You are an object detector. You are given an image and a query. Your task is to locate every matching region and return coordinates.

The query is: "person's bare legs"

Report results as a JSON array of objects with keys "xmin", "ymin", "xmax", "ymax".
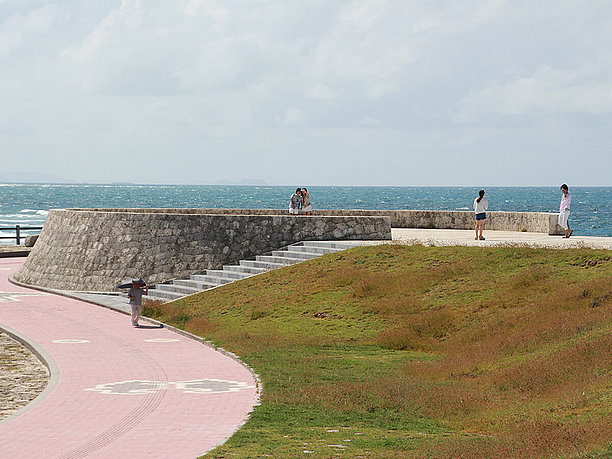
[{"xmin": 475, "ymin": 220, "xmax": 485, "ymax": 240}]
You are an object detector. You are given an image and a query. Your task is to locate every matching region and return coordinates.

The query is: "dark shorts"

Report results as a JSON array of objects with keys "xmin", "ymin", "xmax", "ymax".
[{"xmin": 475, "ymin": 212, "xmax": 486, "ymax": 221}]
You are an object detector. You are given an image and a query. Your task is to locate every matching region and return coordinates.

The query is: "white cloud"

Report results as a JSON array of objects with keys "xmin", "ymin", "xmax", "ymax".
[
  {"xmin": 305, "ymin": 83, "xmax": 338, "ymax": 100},
  {"xmin": 0, "ymin": 0, "xmax": 611, "ymax": 185},
  {"xmin": 0, "ymin": 4, "xmax": 64, "ymax": 54},
  {"xmin": 454, "ymin": 58, "xmax": 612, "ymax": 123},
  {"xmin": 359, "ymin": 116, "xmax": 382, "ymax": 127},
  {"xmin": 277, "ymin": 107, "xmax": 306, "ymax": 126}
]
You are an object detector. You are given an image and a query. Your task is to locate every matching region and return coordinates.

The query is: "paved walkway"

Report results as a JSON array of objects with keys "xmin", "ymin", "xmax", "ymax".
[
  {"xmin": 391, "ymin": 228, "xmax": 612, "ymax": 249},
  {"xmin": 0, "ymin": 258, "xmax": 258, "ymax": 458}
]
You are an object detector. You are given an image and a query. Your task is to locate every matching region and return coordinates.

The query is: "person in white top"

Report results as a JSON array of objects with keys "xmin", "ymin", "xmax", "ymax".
[
  {"xmin": 128, "ymin": 281, "xmax": 148, "ymax": 327},
  {"xmin": 558, "ymin": 184, "xmax": 572, "ymax": 238},
  {"xmin": 473, "ymin": 189, "xmax": 488, "ymax": 241},
  {"xmin": 289, "ymin": 188, "xmax": 302, "ymax": 215}
]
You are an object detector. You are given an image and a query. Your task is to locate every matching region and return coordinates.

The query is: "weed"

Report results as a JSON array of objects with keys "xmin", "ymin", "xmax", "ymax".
[
  {"xmin": 590, "ymin": 292, "xmax": 611, "ymax": 308},
  {"xmin": 249, "ymin": 307, "xmax": 269, "ymax": 320},
  {"xmin": 170, "ymin": 312, "xmax": 190, "ymax": 327}
]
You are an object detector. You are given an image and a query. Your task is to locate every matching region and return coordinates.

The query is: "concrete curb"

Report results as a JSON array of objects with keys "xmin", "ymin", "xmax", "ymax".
[{"xmin": 0, "ymin": 251, "xmax": 31, "ymax": 258}]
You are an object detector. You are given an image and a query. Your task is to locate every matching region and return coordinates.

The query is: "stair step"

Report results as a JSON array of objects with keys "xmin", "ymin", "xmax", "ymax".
[
  {"xmin": 154, "ymin": 284, "xmax": 202, "ymax": 295},
  {"xmin": 174, "ymin": 279, "xmax": 217, "ymax": 290},
  {"xmin": 239, "ymin": 260, "xmax": 286, "ymax": 270},
  {"xmin": 301, "ymin": 241, "xmax": 357, "ymax": 250},
  {"xmin": 224, "ymin": 265, "xmax": 268, "ymax": 275},
  {"xmin": 272, "ymin": 250, "xmax": 319, "ymax": 260},
  {"xmin": 190, "ymin": 274, "xmax": 234, "ymax": 285},
  {"xmin": 255, "ymin": 255, "xmax": 302, "ymax": 265},
  {"xmin": 207, "ymin": 269, "xmax": 252, "ymax": 280},
  {"xmin": 145, "ymin": 289, "xmax": 184, "ymax": 301},
  {"xmin": 289, "ymin": 246, "xmax": 344, "ymax": 255}
]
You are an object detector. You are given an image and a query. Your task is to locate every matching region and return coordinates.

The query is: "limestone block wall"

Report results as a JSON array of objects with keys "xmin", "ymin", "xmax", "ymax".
[
  {"xmin": 312, "ymin": 210, "xmax": 564, "ymax": 234},
  {"xmin": 13, "ymin": 209, "xmax": 391, "ymax": 292},
  {"xmin": 131, "ymin": 208, "xmax": 563, "ymax": 234}
]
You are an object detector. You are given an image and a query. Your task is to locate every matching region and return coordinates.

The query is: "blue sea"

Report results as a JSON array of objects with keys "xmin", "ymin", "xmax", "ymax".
[{"xmin": 0, "ymin": 184, "xmax": 610, "ymax": 243}]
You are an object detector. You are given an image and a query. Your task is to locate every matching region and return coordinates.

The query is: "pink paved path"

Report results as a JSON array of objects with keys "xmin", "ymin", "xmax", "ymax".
[{"xmin": 0, "ymin": 258, "xmax": 258, "ymax": 458}]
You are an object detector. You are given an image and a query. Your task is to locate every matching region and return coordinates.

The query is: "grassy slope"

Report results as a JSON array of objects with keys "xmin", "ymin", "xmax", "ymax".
[{"xmin": 143, "ymin": 245, "xmax": 612, "ymax": 458}]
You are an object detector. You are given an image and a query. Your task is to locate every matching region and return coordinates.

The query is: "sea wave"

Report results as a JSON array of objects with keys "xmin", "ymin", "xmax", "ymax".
[
  {"xmin": 19, "ymin": 209, "xmax": 49, "ymax": 215},
  {"xmin": 0, "ymin": 213, "xmax": 47, "ymax": 219}
]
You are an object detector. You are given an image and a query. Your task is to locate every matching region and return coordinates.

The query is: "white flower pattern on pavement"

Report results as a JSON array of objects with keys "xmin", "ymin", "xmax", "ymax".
[{"xmin": 86, "ymin": 378, "xmax": 255, "ymax": 395}]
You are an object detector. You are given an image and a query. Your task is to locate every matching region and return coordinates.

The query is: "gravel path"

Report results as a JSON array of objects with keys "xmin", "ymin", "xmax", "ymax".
[{"xmin": 0, "ymin": 331, "xmax": 49, "ymax": 420}]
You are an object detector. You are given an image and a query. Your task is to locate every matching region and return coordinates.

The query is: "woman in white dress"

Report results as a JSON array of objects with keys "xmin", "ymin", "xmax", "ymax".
[{"xmin": 558, "ymin": 184, "xmax": 572, "ymax": 238}]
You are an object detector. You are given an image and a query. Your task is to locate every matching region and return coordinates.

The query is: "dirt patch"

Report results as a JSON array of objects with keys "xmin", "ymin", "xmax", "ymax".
[{"xmin": 0, "ymin": 331, "xmax": 49, "ymax": 420}]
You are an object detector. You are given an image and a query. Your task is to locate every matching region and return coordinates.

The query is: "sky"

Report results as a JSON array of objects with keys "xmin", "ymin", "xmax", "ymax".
[{"xmin": 1, "ymin": 0, "xmax": 611, "ymax": 186}]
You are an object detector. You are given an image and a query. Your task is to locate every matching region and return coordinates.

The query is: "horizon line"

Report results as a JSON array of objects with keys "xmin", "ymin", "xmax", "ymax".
[{"xmin": 0, "ymin": 181, "xmax": 610, "ymax": 188}]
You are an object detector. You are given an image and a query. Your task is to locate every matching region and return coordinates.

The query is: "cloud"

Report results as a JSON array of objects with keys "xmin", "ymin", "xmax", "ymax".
[
  {"xmin": 0, "ymin": 0, "xmax": 611, "ymax": 185},
  {"xmin": 454, "ymin": 58, "xmax": 612, "ymax": 124},
  {"xmin": 276, "ymin": 107, "xmax": 306, "ymax": 126},
  {"xmin": 0, "ymin": 4, "xmax": 64, "ymax": 54},
  {"xmin": 305, "ymin": 83, "xmax": 338, "ymax": 100}
]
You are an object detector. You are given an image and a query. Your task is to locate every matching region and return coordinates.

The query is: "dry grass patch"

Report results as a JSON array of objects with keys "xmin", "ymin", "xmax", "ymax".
[{"xmin": 142, "ymin": 244, "xmax": 612, "ymax": 458}]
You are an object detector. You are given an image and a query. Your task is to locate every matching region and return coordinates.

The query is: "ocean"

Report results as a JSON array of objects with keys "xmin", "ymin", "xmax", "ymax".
[{"xmin": 0, "ymin": 184, "xmax": 610, "ymax": 243}]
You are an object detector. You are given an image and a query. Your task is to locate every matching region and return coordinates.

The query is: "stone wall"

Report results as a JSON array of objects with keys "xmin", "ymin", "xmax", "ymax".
[
  {"xmin": 314, "ymin": 210, "xmax": 564, "ymax": 235},
  {"xmin": 13, "ymin": 209, "xmax": 391, "ymax": 292},
  {"xmin": 105, "ymin": 208, "xmax": 563, "ymax": 234}
]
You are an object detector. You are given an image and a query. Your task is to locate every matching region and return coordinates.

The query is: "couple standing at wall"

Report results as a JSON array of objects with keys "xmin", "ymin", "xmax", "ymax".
[{"xmin": 289, "ymin": 188, "xmax": 312, "ymax": 215}]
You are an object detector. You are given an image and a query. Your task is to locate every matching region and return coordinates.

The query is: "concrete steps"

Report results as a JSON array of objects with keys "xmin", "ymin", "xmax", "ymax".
[
  {"xmin": 301, "ymin": 241, "xmax": 358, "ymax": 250},
  {"xmin": 271, "ymin": 250, "xmax": 320, "ymax": 260},
  {"xmin": 255, "ymin": 255, "xmax": 301, "ymax": 265},
  {"xmin": 145, "ymin": 241, "xmax": 358, "ymax": 302},
  {"xmin": 239, "ymin": 259, "xmax": 287, "ymax": 270},
  {"xmin": 224, "ymin": 265, "xmax": 268, "ymax": 275},
  {"xmin": 190, "ymin": 274, "xmax": 234, "ymax": 285},
  {"xmin": 289, "ymin": 245, "xmax": 345, "ymax": 255}
]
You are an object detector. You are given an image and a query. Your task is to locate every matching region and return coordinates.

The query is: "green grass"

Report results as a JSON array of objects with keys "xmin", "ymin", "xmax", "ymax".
[{"xmin": 143, "ymin": 244, "xmax": 612, "ymax": 458}]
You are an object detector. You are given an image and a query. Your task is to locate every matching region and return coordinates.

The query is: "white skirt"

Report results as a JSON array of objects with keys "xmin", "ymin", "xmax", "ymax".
[
  {"xmin": 289, "ymin": 206, "xmax": 300, "ymax": 215},
  {"xmin": 558, "ymin": 209, "xmax": 570, "ymax": 230}
]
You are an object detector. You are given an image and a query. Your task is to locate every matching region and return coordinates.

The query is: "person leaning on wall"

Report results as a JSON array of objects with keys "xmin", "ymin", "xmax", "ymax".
[
  {"xmin": 289, "ymin": 188, "xmax": 302, "ymax": 215},
  {"xmin": 300, "ymin": 188, "xmax": 312, "ymax": 215}
]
